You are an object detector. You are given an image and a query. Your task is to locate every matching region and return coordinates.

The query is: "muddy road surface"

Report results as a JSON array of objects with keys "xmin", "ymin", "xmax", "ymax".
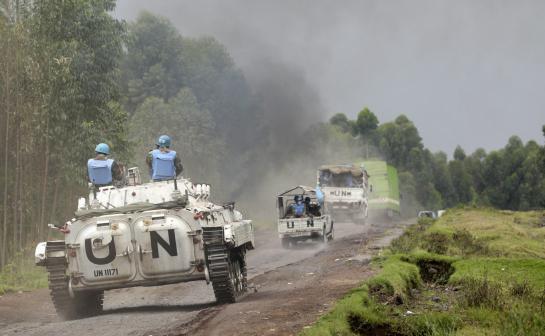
[{"xmin": 0, "ymin": 220, "xmax": 410, "ymax": 336}]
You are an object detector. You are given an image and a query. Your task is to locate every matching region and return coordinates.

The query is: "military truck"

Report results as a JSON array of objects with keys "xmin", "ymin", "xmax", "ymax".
[
  {"xmin": 277, "ymin": 185, "xmax": 333, "ymax": 248},
  {"xmin": 364, "ymin": 160, "xmax": 400, "ymax": 218},
  {"xmin": 35, "ymin": 167, "xmax": 255, "ymax": 320},
  {"xmin": 317, "ymin": 164, "xmax": 370, "ymax": 223}
]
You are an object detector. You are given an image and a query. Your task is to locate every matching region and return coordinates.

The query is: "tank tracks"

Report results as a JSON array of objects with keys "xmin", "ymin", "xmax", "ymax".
[
  {"xmin": 203, "ymin": 227, "xmax": 247, "ymax": 304},
  {"xmin": 45, "ymin": 241, "xmax": 103, "ymax": 320}
]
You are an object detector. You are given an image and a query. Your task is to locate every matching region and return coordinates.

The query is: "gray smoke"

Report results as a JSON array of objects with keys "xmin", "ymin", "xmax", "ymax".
[{"xmin": 117, "ymin": 0, "xmax": 545, "ymax": 156}]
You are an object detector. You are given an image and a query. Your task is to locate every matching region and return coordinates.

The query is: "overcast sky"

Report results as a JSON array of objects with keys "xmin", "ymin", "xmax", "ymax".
[{"xmin": 116, "ymin": 0, "xmax": 545, "ymax": 155}]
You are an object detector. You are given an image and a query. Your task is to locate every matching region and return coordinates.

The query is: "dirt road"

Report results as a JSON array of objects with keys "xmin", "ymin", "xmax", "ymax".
[{"xmin": 0, "ymin": 220, "xmax": 410, "ymax": 336}]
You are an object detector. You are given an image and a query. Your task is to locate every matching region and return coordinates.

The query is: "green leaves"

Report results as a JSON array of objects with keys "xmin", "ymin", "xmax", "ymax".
[{"xmin": 128, "ymin": 88, "xmax": 223, "ymax": 185}]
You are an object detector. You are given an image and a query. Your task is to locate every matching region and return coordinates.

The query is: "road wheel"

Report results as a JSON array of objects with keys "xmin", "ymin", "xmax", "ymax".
[
  {"xmin": 210, "ymin": 248, "xmax": 247, "ymax": 304},
  {"xmin": 230, "ymin": 254, "xmax": 245, "ymax": 296}
]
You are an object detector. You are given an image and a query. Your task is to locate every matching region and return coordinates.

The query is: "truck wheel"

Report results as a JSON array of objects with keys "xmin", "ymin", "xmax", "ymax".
[
  {"xmin": 322, "ymin": 226, "xmax": 329, "ymax": 244},
  {"xmin": 328, "ymin": 222, "xmax": 334, "ymax": 241}
]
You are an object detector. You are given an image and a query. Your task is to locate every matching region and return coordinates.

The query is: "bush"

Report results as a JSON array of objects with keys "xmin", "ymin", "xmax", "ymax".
[
  {"xmin": 0, "ymin": 248, "xmax": 48, "ymax": 294},
  {"xmin": 458, "ymin": 276, "xmax": 504, "ymax": 310},
  {"xmin": 422, "ymin": 231, "xmax": 450, "ymax": 255},
  {"xmin": 396, "ymin": 313, "xmax": 461, "ymax": 336},
  {"xmin": 500, "ymin": 304, "xmax": 545, "ymax": 336},
  {"xmin": 389, "ymin": 219, "xmax": 433, "ymax": 254},
  {"xmin": 367, "ymin": 257, "xmax": 421, "ymax": 304},
  {"xmin": 452, "ymin": 229, "xmax": 489, "ymax": 256},
  {"xmin": 509, "ymin": 280, "xmax": 532, "ymax": 298}
]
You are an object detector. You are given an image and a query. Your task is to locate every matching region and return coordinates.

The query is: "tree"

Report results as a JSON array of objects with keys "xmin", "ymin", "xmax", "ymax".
[
  {"xmin": 449, "ymin": 160, "xmax": 473, "ymax": 204},
  {"xmin": 129, "ymin": 88, "xmax": 223, "ymax": 189},
  {"xmin": 355, "ymin": 107, "xmax": 378, "ymax": 136},
  {"xmin": 431, "ymin": 152, "xmax": 457, "ymax": 207},
  {"xmin": 330, "ymin": 113, "xmax": 351, "ymax": 133},
  {"xmin": 453, "ymin": 145, "xmax": 466, "ymax": 161},
  {"xmin": 121, "ymin": 11, "xmax": 185, "ymax": 111},
  {"xmin": 378, "ymin": 114, "xmax": 423, "ymax": 170},
  {"xmin": 0, "ymin": 0, "xmax": 128, "ymax": 267}
]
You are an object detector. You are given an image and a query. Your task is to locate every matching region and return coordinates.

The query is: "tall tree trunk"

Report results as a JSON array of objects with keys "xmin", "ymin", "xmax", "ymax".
[
  {"xmin": 49, "ymin": 174, "xmax": 59, "ymax": 227},
  {"xmin": 1, "ymin": 95, "xmax": 9, "ymax": 268},
  {"xmin": 13, "ymin": 111, "xmax": 19, "ymax": 252},
  {"xmin": 1, "ymin": 14, "xmax": 11, "ymax": 268},
  {"xmin": 15, "ymin": 19, "xmax": 23, "ymax": 251},
  {"xmin": 18, "ymin": 146, "xmax": 23, "ymax": 250},
  {"xmin": 38, "ymin": 119, "xmax": 49, "ymax": 241}
]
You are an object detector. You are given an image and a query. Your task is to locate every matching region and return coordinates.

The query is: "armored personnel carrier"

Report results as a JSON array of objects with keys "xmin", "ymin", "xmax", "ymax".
[
  {"xmin": 317, "ymin": 164, "xmax": 370, "ymax": 223},
  {"xmin": 277, "ymin": 185, "xmax": 333, "ymax": 248},
  {"xmin": 35, "ymin": 168, "xmax": 255, "ymax": 320}
]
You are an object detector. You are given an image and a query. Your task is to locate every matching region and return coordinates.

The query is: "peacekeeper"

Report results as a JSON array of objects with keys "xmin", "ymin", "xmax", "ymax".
[
  {"xmin": 292, "ymin": 195, "xmax": 305, "ymax": 218},
  {"xmin": 147, "ymin": 142, "xmax": 160, "ymax": 178},
  {"xmin": 146, "ymin": 135, "xmax": 183, "ymax": 181},
  {"xmin": 87, "ymin": 143, "xmax": 123, "ymax": 187}
]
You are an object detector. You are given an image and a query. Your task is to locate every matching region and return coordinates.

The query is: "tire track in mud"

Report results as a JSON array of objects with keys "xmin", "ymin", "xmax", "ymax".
[{"xmin": 152, "ymin": 220, "xmax": 411, "ymax": 336}]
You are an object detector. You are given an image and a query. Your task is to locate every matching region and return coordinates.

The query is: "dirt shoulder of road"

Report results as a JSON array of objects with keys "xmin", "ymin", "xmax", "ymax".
[{"xmin": 160, "ymin": 223, "xmax": 407, "ymax": 336}]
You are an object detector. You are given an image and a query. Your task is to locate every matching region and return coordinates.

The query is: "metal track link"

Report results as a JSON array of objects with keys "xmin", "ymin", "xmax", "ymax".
[
  {"xmin": 203, "ymin": 227, "xmax": 247, "ymax": 304},
  {"xmin": 44, "ymin": 241, "xmax": 103, "ymax": 320},
  {"xmin": 45, "ymin": 241, "xmax": 74, "ymax": 320}
]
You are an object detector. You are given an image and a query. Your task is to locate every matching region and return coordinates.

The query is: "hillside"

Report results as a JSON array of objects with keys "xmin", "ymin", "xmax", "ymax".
[{"xmin": 303, "ymin": 208, "xmax": 545, "ymax": 335}]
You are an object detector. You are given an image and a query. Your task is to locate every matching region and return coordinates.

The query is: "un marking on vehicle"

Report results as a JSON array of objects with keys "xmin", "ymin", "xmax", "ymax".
[
  {"xmin": 85, "ymin": 229, "xmax": 178, "ymax": 266},
  {"xmin": 94, "ymin": 268, "xmax": 119, "ymax": 277},
  {"xmin": 330, "ymin": 190, "xmax": 352, "ymax": 196}
]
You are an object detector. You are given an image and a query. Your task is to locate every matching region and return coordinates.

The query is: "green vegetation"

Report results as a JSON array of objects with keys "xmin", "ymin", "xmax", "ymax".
[
  {"xmin": 329, "ymin": 111, "xmax": 545, "ymax": 216},
  {"xmin": 301, "ymin": 208, "xmax": 545, "ymax": 336},
  {"xmin": 0, "ymin": 248, "xmax": 47, "ymax": 295},
  {"xmin": 0, "ymin": 0, "xmax": 129, "ymax": 268}
]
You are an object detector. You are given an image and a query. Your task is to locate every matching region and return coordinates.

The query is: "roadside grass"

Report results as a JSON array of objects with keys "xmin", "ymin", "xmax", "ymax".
[
  {"xmin": 0, "ymin": 248, "xmax": 48, "ymax": 295},
  {"xmin": 301, "ymin": 208, "xmax": 545, "ymax": 336}
]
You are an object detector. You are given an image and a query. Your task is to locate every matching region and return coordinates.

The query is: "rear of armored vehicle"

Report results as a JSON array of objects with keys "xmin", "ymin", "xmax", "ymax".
[
  {"xmin": 37, "ymin": 178, "xmax": 254, "ymax": 320},
  {"xmin": 66, "ymin": 209, "xmax": 206, "ymax": 291}
]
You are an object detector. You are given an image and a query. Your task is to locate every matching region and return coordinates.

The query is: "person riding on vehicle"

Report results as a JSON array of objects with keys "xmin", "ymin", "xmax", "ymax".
[
  {"xmin": 87, "ymin": 143, "xmax": 123, "ymax": 187},
  {"xmin": 146, "ymin": 135, "xmax": 183, "ymax": 181},
  {"xmin": 292, "ymin": 195, "xmax": 305, "ymax": 217}
]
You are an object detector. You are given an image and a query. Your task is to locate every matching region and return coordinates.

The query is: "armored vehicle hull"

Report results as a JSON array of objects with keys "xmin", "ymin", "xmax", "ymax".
[{"xmin": 36, "ymin": 176, "xmax": 254, "ymax": 320}]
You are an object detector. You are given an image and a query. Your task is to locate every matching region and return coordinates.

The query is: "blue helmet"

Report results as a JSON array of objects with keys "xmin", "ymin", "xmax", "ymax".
[
  {"xmin": 157, "ymin": 135, "xmax": 171, "ymax": 148},
  {"xmin": 95, "ymin": 143, "xmax": 110, "ymax": 155}
]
